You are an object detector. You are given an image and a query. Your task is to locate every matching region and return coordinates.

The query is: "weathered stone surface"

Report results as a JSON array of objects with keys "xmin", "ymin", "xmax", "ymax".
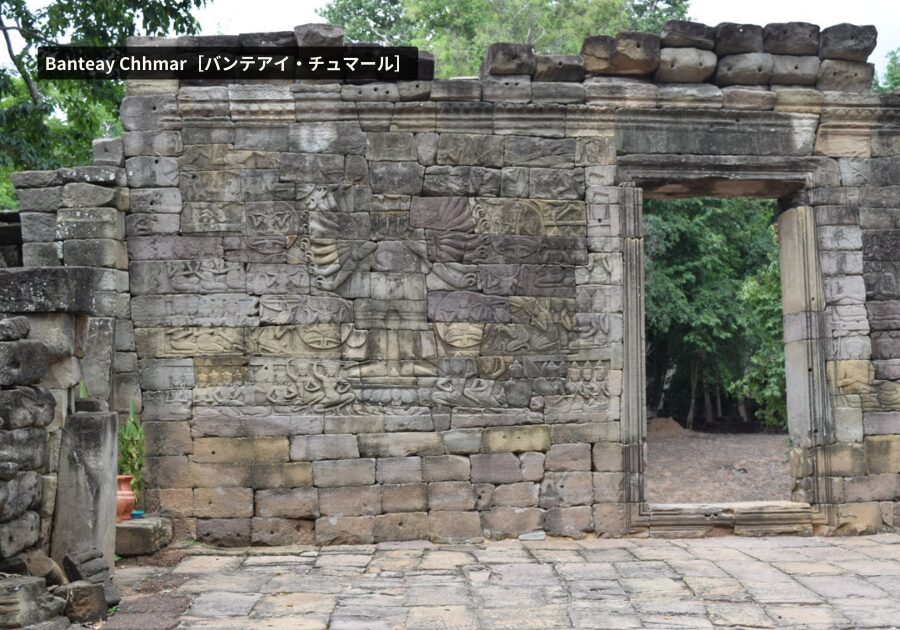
[
  {"xmin": 315, "ymin": 515, "xmax": 373, "ymax": 545},
  {"xmin": 819, "ymin": 23, "xmax": 877, "ymax": 62},
  {"xmin": 0, "ymin": 340, "xmax": 50, "ymax": 387},
  {"xmin": 50, "ymin": 413, "xmax": 116, "ymax": 565},
  {"xmin": 251, "ymin": 517, "xmax": 314, "ymax": 546},
  {"xmin": 431, "ymin": 80, "xmax": 481, "ymax": 101},
  {"xmin": 294, "ymin": 23, "xmax": 343, "ymax": 47},
  {"xmin": 0, "ymin": 511, "xmax": 40, "ymax": 558},
  {"xmin": 655, "ymin": 47, "xmax": 717, "ymax": 83},
  {"xmin": 534, "ymin": 55, "xmax": 585, "ymax": 82},
  {"xmin": 0, "ymin": 575, "xmax": 65, "ymax": 627},
  {"xmin": 715, "ymin": 23, "xmax": 764, "ymax": 55},
  {"xmin": 764, "ymin": 22, "xmax": 820, "ymax": 55},
  {"xmin": 115, "ymin": 516, "xmax": 173, "ymax": 556},
  {"xmin": 428, "ymin": 510, "xmax": 482, "ymax": 543},
  {"xmin": 771, "ymin": 56, "xmax": 821, "ymax": 85},
  {"xmin": 0, "ymin": 387, "xmax": 55, "ymax": 429},
  {"xmin": 660, "ymin": 20, "xmax": 715, "ymax": 49},
  {"xmin": 715, "ymin": 53, "xmax": 774, "ymax": 85},
  {"xmin": 817, "ymin": 59, "xmax": 875, "ymax": 91},
  {"xmin": 482, "ymin": 43, "xmax": 536, "ymax": 76},
  {"xmin": 196, "ymin": 518, "xmax": 250, "ymax": 546}
]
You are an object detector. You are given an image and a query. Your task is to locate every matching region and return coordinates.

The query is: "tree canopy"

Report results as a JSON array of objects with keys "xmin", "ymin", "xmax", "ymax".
[{"xmin": 0, "ymin": 0, "xmax": 208, "ymax": 209}]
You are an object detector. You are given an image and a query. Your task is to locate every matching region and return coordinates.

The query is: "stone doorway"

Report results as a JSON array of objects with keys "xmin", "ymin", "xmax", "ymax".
[
  {"xmin": 640, "ymin": 196, "xmax": 792, "ymax": 505},
  {"xmin": 614, "ymin": 163, "xmax": 837, "ymax": 535}
]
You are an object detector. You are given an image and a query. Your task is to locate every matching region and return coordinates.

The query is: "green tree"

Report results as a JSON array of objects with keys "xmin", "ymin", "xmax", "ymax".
[
  {"xmin": 643, "ymin": 198, "xmax": 783, "ymax": 429},
  {"xmin": 318, "ymin": 0, "xmax": 689, "ymax": 77},
  {"xmin": 730, "ymin": 243, "xmax": 786, "ymax": 429},
  {"xmin": 875, "ymin": 47, "xmax": 900, "ymax": 92},
  {"xmin": 0, "ymin": 0, "xmax": 208, "ymax": 209}
]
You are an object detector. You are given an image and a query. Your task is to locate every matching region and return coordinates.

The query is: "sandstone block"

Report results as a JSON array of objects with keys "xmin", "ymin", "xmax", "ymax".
[
  {"xmin": 660, "ymin": 20, "xmax": 715, "ymax": 49},
  {"xmin": 315, "ymin": 515, "xmax": 374, "ymax": 545},
  {"xmin": 482, "ymin": 75, "xmax": 531, "ymax": 103},
  {"xmin": 535, "ymin": 55, "xmax": 584, "ymax": 82},
  {"xmin": 581, "ymin": 36, "xmax": 614, "ymax": 74},
  {"xmin": 431, "ymin": 80, "xmax": 481, "ymax": 101},
  {"xmin": 593, "ymin": 503, "xmax": 626, "ymax": 536},
  {"xmin": 715, "ymin": 53, "xmax": 774, "ymax": 86},
  {"xmin": 545, "ymin": 506, "xmax": 593, "ymax": 538},
  {"xmin": 313, "ymin": 459, "xmax": 376, "ymax": 487},
  {"xmin": 358, "ymin": 432, "xmax": 442, "ymax": 457},
  {"xmin": 251, "ymin": 463, "xmax": 313, "ymax": 488},
  {"xmin": 428, "ymin": 510, "xmax": 482, "ymax": 543},
  {"xmin": 715, "ymin": 23, "xmax": 764, "ymax": 55},
  {"xmin": 125, "ymin": 156, "xmax": 178, "ymax": 188},
  {"xmin": 193, "ymin": 487, "xmax": 253, "ymax": 518},
  {"xmin": 592, "ymin": 443, "xmax": 624, "ymax": 472},
  {"xmin": 817, "ymin": 60, "xmax": 874, "ymax": 92},
  {"xmin": 482, "ymin": 43, "xmax": 536, "ymax": 76},
  {"xmin": 442, "ymin": 429, "xmax": 483, "ymax": 454},
  {"xmin": 764, "ymin": 23, "xmax": 820, "ymax": 55},
  {"xmin": 193, "ymin": 437, "xmax": 289, "ymax": 463},
  {"xmin": 491, "ymin": 482, "xmax": 539, "ymax": 507},
  {"xmin": 294, "ymin": 23, "xmax": 343, "ymax": 47},
  {"xmin": 255, "ymin": 487, "xmax": 318, "ymax": 518},
  {"xmin": 428, "ymin": 481, "xmax": 476, "ymax": 511},
  {"xmin": 376, "ymin": 457, "xmax": 422, "ymax": 483},
  {"xmin": 866, "ymin": 436, "xmax": 900, "ymax": 474},
  {"xmin": 58, "ymin": 580, "xmax": 106, "ymax": 623},
  {"xmin": 610, "ymin": 32, "xmax": 660, "ymax": 76},
  {"xmin": 383, "ymin": 483, "xmax": 428, "ymax": 512},
  {"xmin": 771, "ymin": 56, "xmax": 820, "ymax": 86},
  {"xmin": 319, "ymin": 485, "xmax": 381, "ymax": 516},
  {"xmin": 196, "ymin": 518, "xmax": 250, "ymax": 546},
  {"xmin": 15, "ymin": 186, "xmax": 61, "ymax": 212},
  {"xmin": 290, "ymin": 435, "xmax": 359, "ymax": 461},
  {"xmin": 545, "ymin": 443, "xmax": 592, "ymax": 471},
  {"xmin": 374, "ymin": 512, "xmax": 428, "ymax": 542},
  {"xmin": 819, "ymin": 24, "xmax": 877, "ymax": 62},
  {"xmin": 0, "ymin": 341, "xmax": 50, "ymax": 386},
  {"xmin": 471, "ymin": 453, "xmax": 524, "ymax": 483},
  {"xmin": 422, "ymin": 455, "xmax": 470, "ymax": 481},
  {"xmin": 655, "ymin": 47, "xmax": 717, "ymax": 83},
  {"xmin": 0, "ymin": 387, "xmax": 55, "ymax": 429},
  {"xmin": 143, "ymin": 421, "xmax": 192, "ymax": 456},
  {"xmin": 540, "ymin": 472, "xmax": 593, "ymax": 507},
  {"xmin": 251, "ymin": 518, "xmax": 315, "ymax": 546},
  {"xmin": 593, "ymin": 472, "xmax": 625, "ymax": 502},
  {"xmin": 483, "ymin": 426, "xmax": 551, "ymax": 453},
  {"xmin": 481, "ymin": 507, "xmax": 543, "ymax": 539}
]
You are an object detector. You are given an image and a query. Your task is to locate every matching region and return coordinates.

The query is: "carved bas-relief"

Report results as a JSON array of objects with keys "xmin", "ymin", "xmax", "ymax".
[{"xmin": 9, "ymin": 19, "xmax": 891, "ymax": 548}]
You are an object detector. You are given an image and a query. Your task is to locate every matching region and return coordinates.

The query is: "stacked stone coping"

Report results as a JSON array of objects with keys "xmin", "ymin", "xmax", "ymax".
[{"xmin": 128, "ymin": 20, "xmax": 879, "ymax": 99}]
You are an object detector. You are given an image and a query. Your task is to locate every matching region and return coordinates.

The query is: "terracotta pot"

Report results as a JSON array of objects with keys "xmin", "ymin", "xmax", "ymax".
[{"xmin": 117, "ymin": 475, "xmax": 135, "ymax": 522}]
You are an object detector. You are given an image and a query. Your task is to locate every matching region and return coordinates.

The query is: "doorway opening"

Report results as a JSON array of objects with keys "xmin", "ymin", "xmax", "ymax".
[{"xmin": 641, "ymin": 197, "xmax": 792, "ymax": 504}]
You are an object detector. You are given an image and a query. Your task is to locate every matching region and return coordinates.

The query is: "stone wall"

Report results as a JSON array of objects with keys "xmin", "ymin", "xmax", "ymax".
[{"xmin": 8, "ymin": 20, "xmax": 900, "ymax": 544}]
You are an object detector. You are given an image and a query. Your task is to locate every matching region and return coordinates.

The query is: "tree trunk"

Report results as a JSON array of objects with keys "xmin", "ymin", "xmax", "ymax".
[
  {"xmin": 715, "ymin": 385, "xmax": 722, "ymax": 419},
  {"xmin": 739, "ymin": 398, "xmax": 749, "ymax": 423},
  {"xmin": 686, "ymin": 355, "xmax": 699, "ymax": 430},
  {"xmin": 704, "ymin": 386, "xmax": 714, "ymax": 425}
]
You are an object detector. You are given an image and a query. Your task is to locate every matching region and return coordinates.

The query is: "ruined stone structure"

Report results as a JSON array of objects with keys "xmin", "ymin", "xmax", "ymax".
[{"xmin": 4, "ymin": 20, "xmax": 899, "ymax": 548}]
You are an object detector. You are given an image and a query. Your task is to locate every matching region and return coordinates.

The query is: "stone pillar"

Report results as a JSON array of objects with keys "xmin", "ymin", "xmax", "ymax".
[{"xmin": 50, "ymin": 411, "xmax": 117, "ymax": 566}]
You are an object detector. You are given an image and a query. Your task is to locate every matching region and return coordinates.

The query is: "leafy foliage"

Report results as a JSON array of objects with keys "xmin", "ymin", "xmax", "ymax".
[
  {"xmin": 119, "ymin": 401, "xmax": 145, "ymax": 502},
  {"xmin": 874, "ymin": 47, "xmax": 900, "ymax": 92},
  {"xmin": 318, "ymin": 0, "xmax": 688, "ymax": 77},
  {"xmin": 730, "ymin": 248, "xmax": 786, "ymax": 428},
  {"xmin": 1, "ymin": 0, "xmax": 207, "ymax": 209},
  {"xmin": 644, "ymin": 198, "xmax": 786, "ymax": 429}
]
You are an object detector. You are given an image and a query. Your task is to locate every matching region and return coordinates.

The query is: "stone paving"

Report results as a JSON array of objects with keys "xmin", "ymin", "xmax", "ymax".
[{"xmin": 105, "ymin": 534, "xmax": 900, "ymax": 629}]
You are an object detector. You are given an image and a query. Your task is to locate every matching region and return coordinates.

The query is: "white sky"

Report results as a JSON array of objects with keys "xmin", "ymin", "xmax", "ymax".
[{"xmin": 3, "ymin": 0, "xmax": 898, "ymax": 78}]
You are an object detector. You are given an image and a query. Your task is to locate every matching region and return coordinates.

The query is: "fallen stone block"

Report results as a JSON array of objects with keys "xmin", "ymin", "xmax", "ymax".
[
  {"xmin": 55, "ymin": 580, "xmax": 107, "ymax": 623},
  {"xmin": 115, "ymin": 517, "xmax": 173, "ymax": 557},
  {"xmin": 0, "ymin": 340, "xmax": 51, "ymax": 386},
  {"xmin": 0, "ymin": 576, "xmax": 65, "ymax": 628}
]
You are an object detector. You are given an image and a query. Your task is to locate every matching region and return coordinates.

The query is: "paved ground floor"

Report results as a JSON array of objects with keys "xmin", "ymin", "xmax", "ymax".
[{"xmin": 104, "ymin": 534, "xmax": 900, "ymax": 629}]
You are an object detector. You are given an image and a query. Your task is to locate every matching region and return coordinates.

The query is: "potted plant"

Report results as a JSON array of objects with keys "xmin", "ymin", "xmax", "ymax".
[{"xmin": 117, "ymin": 401, "xmax": 144, "ymax": 521}]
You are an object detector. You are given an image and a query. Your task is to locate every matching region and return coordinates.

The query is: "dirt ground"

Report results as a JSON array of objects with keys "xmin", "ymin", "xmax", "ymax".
[{"xmin": 645, "ymin": 417, "xmax": 794, "ymax": 503}]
